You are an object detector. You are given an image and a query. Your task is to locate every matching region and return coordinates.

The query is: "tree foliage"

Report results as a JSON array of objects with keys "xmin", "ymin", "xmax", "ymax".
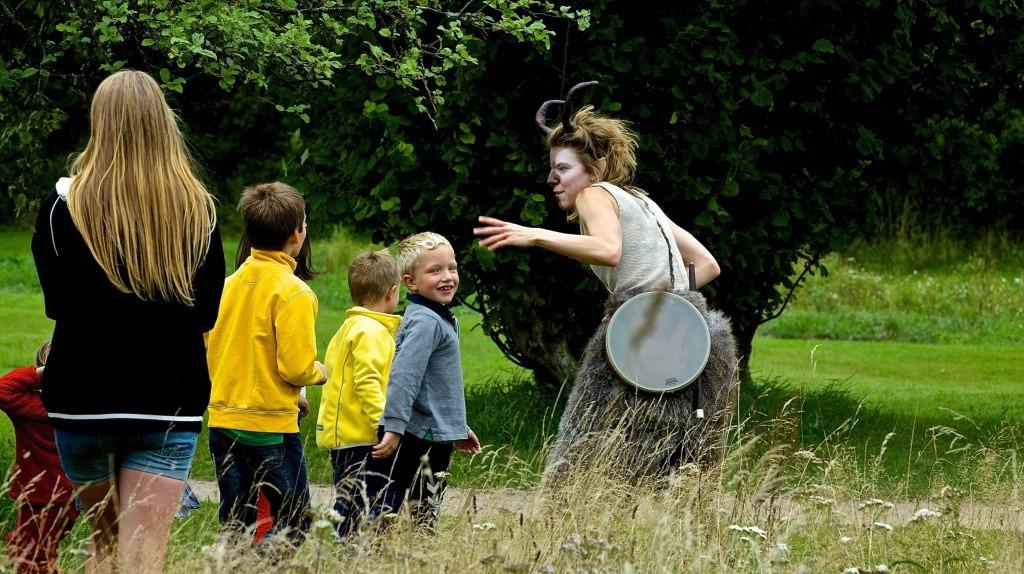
[
  {"xmin": 0, "ymin": 0, "xmax": 589, "ymax": 214},
  {"xmin": 2, "ymin": 1, "xmax": 1023, "ymax": 387}
]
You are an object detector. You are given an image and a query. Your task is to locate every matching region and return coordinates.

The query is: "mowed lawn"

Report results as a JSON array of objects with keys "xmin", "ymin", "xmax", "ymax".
[{"xmin": 751, "ymin": 337, "xmax": 1024, "ymax": 424}]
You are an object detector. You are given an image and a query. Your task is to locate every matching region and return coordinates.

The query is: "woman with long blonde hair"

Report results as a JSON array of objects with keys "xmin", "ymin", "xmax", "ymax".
[{"xmin": 31, "ymin": 70, "xmax": 224, "ymax": 573}]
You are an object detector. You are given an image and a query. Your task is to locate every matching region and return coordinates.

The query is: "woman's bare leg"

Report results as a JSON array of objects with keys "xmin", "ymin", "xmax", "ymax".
[
  {"xmin": 116, "ymin": 469, "xmax": 184, "ymax": 574},
  {"xmin": 75, "ymin": 479, "xmax": 119, "ymax": 573}
]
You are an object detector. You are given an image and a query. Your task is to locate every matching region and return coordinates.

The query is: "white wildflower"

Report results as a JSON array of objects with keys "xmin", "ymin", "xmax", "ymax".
[
  {"xmin": 910, "ymin": 508, "xmax": 942, "ymax": 523},
  {"xmin": 586, "ymin": 538, "xmax": 615, "ymax": 551},
  {"xmin": 561, "ymin": 532, "xmax": 583, "ymax": 552},
  {"xmin": 839, "ymin": 536, "xmax": 852, "ymax": 544},
  {"xmin": 200, "ymin": 542, "xmax": 227, "ymax": 563},
  {"xmin": 873, "ymin": 522, "xmax": 893, "ymax": 532},
  {"xmin": 858, "ymin": 498, "xmax": 894, "ymax": 510},
  {"xmin": 876, "ymin": 565, "xmax": 890, "ymax": 573},
  {"xmin": 327, "ymin": 509, "xmax": 344, "ymax": 524},
  {"xmin": 313, "ymin": 519, "xmax": 333, "ymax": 530},
  {"xmin": 472, "ymin": 522, "xmax": 497, "ymax": 530},
  {"xmin": 939, "ymin": 485, "xmax": 965, "ymax": 499},
  {"xmin": 769, "ymin": 542, "xmax": 790, "ymax": 564},
  {"xmin": 809, "ymin": 495, "xmax": 835, "ymax": 507},
  {"xmin": 727, "ymin": 524, "xmax": 768, "ymax": 541},
  {"xmin": 794, "ymin": 450, "xmax": 824, "ymax": 464},
  {"xmin": 68, "ymin": 547, "xmax": 92, "ymax": 557},
  {"xmin": 843, "ymin": 568, "xmax": 861, "ymax": 574}
]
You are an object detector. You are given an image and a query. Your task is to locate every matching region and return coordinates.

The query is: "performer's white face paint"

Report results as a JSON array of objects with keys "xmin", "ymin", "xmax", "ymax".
[{"xmin": 548, "ymin": 147, "xmax": 594, "ymax": 211}]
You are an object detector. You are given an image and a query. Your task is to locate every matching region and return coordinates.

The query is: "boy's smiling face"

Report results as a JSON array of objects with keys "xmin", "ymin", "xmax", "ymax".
[{"xmin": 404, "ymin": 245, "xmax": 459, "ymax": 305}]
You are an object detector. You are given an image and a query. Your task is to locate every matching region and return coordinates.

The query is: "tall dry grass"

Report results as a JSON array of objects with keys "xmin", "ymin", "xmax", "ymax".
[{"xmin": 136, "ymin": 395, "xmax": 1024, "ymax": 573}]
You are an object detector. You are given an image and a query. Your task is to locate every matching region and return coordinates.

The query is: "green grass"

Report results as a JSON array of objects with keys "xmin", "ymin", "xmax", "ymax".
[
  {"xmin": 751, "ymin": 338, "xmax": 1024, "ymax": 423},
  {"xmin": 1, "ymin": 229, "xmax": 1023, "ymax": 497},
  {"xmin": 747, "ymin": 338, "xmax": 1023, "ymax": 493},
  {"xmin": 759, "ymin": 235, "xmax": 1024, "ymax": 345},
  {"xmin": 746, "ymin": 233, "xmax": 1024, "ymax": 493}
]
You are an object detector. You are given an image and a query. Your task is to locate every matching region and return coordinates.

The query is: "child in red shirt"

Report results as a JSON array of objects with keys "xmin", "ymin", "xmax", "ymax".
[{"xmin": 0, "ymin": 342, "xmax": 78, "ymax": 573}]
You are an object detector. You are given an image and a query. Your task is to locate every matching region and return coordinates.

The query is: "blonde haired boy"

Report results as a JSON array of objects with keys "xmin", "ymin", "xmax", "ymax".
[
  {"xmin": 370, "ymin": 232, "xmax": 480, "ymax": 527},
  {"xmin": 316, "ymin": 249, "xmax": 401, "ymax": 535}
]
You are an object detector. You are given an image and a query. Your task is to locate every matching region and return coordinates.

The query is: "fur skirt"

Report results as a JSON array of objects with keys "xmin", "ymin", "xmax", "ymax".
[{"xmin": 544, "ymin": 289, "xmax": 739, "ymax": 483}]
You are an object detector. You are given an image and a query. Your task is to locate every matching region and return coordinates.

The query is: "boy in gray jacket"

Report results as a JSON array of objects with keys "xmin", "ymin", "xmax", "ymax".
[{"xmin": 370, "ymin": 232, "xmax": 480, "ymax": 526}]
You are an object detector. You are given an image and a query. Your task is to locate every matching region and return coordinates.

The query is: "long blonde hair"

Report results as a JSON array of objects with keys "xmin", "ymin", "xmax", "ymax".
[{"xmin": 67, "ymin": 70, "xmax": 216, "ymax": 305}]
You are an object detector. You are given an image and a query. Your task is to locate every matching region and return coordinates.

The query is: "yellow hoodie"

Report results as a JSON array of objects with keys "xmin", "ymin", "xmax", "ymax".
[
  {"xmin": 207, "ymin": 249, "xmax": 323, "ymax": 433},
  {"xmin": 316, "ymin": 307, "xmax": 401, "ymax": 449}
]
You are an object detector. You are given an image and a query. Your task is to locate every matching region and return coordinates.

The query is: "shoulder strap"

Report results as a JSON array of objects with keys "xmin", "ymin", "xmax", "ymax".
[
  {"xmin": 48, "ymin": 178, "xmax": 74, "ymax": 257},
  {"xmin": 595, "ymin": 182, "xmax": 677, "ymax": 289}
]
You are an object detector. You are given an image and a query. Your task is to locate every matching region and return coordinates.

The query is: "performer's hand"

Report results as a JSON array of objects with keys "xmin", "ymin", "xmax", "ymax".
[
  {"xmin": 297, "ymin": 394, "xmax": 309, "ymax": 420},
  {"xmin": 372, "ymin": 432, "xmax": 401, "ymax": 459},
  {"xmin": 455, "ymin": 429, "xmax": 481, "ymax": 454},
  {"xmin": 474, "ymin": 216, "xmax": 537, "ymax": 251}
]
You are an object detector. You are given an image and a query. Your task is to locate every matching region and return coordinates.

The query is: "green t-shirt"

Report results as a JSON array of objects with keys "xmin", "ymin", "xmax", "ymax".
[{"xmin": 217, "ymin": 428, "xmax": 284, "ymax": 446}]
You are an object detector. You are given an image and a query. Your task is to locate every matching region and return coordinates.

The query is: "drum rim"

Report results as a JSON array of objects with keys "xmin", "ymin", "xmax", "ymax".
[{"xmin": 604, "ymin": 291, "xmax": 712, "ymax": 393}]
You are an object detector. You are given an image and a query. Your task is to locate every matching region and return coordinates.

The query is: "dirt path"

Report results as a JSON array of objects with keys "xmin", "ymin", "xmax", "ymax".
[
  {"xmin": 186, "ymin": 479, "xmax": 528, "ymax": 515},
  {"xmin": 187, "ymin": 479, "xmax": 1024, "ymax": 531}
]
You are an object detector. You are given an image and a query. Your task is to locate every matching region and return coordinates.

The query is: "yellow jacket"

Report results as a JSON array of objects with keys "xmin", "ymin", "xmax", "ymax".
[
  {"xmin": 316, "ymin": 307, "xmax": 401, "ymax": 449},
  {"xmin": 207, "ymin": 249, "xmax": 322, "ymax": 433}
]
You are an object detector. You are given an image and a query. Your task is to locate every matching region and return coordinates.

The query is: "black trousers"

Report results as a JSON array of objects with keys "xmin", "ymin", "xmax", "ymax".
[{"xmin": 368, "ymin": 431, "xmax": 453, "ymax": 526}]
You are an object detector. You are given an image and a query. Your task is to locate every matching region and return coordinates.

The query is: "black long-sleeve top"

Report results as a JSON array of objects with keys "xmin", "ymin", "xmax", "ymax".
[{"xmin": 31, "ymin": 185, "xmax": 225, "ymax": 432}]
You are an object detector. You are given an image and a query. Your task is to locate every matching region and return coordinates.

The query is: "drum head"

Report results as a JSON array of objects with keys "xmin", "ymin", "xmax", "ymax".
[{"xmin": 605, "ymin": 291, "xmax": 711, "ymax": 393}]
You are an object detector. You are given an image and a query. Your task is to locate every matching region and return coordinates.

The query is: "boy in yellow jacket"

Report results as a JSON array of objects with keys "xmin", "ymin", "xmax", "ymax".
[
  {"xmin": 316, "ymin": 249, "xmax": 400, "ymax": 536},
  {"xmin": 206, "ymin": 182, "xmax": 327, "ymax": 547}
]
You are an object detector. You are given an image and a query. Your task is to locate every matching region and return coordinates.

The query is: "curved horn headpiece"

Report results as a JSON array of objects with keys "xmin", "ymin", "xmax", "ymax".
[
  {"xmin": 534, "ymin": 99, "xmax": 563, "ymax": 136},
  {"xmin": 534, "ymin": 80, "xmax": 600, "ymax": 136}
]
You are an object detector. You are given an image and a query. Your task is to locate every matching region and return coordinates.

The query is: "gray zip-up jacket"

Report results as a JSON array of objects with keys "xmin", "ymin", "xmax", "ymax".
[{"xmin": 381, "ymin": 294, "xmax": 468, "ymax": 442}]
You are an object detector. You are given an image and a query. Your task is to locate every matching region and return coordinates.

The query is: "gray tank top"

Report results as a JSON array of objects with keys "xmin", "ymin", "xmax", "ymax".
[{"xmin": 585, "ymin": 182, "xmax": 688, "ymax": 295}]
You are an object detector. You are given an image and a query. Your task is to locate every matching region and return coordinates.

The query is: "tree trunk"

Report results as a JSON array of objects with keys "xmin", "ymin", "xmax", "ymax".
[
  {"xmin": 732, "ymin": 317, "xmax": 757, "ymax": 385},
  {"xmin": 474, "ymin": 282, "xmax": 604, "ymax": 392},
  {"xmin": 499, "ymin": 305, "xmax": 582, "ymax": 391}
]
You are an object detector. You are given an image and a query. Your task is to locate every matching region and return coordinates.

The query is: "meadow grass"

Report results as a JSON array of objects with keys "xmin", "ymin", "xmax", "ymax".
[
  {"xmin": 751, "ymin": 231, "xmax": 1024, "ymax": 494},
  {"xmin": 2, "ymin": 228, "xmax": 1023, "ymax": 571},
  {"xmin": 39, "ymin": 403, "xmax": 1024, "ymax": 572},
  {"xmin": 759, "ymin": 233, "xmax": 1024, "ymax": 345},
  {"xmin": 1, "ymin": 229, "xmax": 1022, "ymax": 495}
]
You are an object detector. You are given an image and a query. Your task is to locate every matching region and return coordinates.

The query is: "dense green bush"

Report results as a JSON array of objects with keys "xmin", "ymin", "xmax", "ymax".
[{"xmin": 3, "ymin": 1, "xmax": 1022, "ymax": 385}]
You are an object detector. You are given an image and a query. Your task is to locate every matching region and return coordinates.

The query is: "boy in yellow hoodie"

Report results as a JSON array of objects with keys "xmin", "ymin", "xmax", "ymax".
[
  {"xmin": 316, "ymin": 249, "xmax": 400, "ymax": 536},
  {"xmin": 206, "ymin": 182, "xmax": 327, "ymax": 547}
]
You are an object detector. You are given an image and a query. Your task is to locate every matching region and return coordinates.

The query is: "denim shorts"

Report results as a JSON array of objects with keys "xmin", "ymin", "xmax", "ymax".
[{"xmin": 54, "ymin": 428, "xmax": 198, "ymax": 484}]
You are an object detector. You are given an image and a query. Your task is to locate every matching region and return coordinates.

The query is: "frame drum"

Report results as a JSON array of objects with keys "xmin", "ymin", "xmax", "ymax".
[{"xmin": 605, "ymin": 291, "xmax": 711, "ymax": 393}]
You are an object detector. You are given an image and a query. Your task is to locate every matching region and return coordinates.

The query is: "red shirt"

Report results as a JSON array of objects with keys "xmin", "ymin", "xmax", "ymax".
[{"xmin": 0, "ymin": 367, "xmax": 75, "ymax": 505}]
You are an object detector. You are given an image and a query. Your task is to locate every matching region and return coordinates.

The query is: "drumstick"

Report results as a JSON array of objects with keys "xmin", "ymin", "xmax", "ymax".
[{"xmin": 687, "ymin": 261, "xmax": 705, "ymax": 418}]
